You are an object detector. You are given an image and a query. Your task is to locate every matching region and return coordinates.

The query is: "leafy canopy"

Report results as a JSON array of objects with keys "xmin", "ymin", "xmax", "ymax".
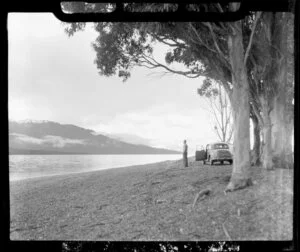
[{"xmin": 62, "ymin": 2, "xmax": 236, "ymax": 87}]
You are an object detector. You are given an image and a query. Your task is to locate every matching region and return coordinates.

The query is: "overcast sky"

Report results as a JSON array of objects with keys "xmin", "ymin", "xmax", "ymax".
[{"xmin": 8, "ymin": 13, "xmax": 221, "ymax": 153}]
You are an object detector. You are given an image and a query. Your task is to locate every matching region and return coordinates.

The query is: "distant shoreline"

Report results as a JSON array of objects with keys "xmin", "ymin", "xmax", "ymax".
[
  {"xmin": 9, "ymin": 153, "xmax": 182, "ymax": 155},
  {"xmin": 9, "ymin": 148, "xmax": 181, "ymax": 155},
  {"xmin": 9, "ymin": 154, "xmax": 187, "ymax": 182},
  {"xmin": 10, "ymin": 158, "xmax": 182, "ymax": 183}
]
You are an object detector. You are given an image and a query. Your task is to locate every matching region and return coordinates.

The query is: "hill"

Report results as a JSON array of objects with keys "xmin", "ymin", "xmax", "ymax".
[{"xmin": 9, "ymin": 120, "xmax": 181, "ymax": 155}]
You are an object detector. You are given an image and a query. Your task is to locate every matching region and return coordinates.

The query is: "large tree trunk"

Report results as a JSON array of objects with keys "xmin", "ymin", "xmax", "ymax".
[
  {"xmin": 269, "ymin": 12, "xmax": 294, "ymax": 169},
  {"xmin": 270, "ymin": 98, "xmax": 293, "ymax": 169},
  {"xmin": 260, "ymin": 97, "xmax": 274, "ymax": 170},
  {"xmin": 225, "ymin": 20, "xmax": 252, "ymax": 192},
  {"xmin": 251, "ymin": 113, "xmax": 261, "ymax": 166}
]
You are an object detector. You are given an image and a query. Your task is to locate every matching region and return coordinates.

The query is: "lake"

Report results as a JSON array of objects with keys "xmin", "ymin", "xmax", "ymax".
[{"xmin": 9, "ymin": 154, "xmax": 182, "ymax": 181}]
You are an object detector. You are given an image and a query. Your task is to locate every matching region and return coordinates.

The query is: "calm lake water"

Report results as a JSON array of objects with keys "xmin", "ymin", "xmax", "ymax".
[{"xmin": 9, "ymin": 154, "xmax": 182, "ymax": 181}]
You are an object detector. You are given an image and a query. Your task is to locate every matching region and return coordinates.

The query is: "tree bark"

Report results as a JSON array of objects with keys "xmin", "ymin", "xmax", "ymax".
[
  {"xmin": 251, "ymin": 113, "xmax": 261, "ymax": 166},
  {"xmin": 269, "ymin": 12, "xmax": 294, "ymax": 169},
  {"xmin": 260, "ymin": 97, "xmax": 274, "ymax": 170},
  {"xmin": 225, "ymin": 20, "xmax": 252, "ymax": 192},
  {"xmin": 270, "ymin": 98, "xmax": 293, "ymax": 169}
]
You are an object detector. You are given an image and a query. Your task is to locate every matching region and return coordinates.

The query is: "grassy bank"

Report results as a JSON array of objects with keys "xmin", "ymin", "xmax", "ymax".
[{"xmin": 10, "ymin": 159, "xmax": 293, "ymax": 240}]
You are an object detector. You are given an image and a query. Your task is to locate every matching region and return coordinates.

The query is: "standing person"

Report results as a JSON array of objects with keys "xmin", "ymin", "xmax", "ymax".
[{"xmin": 183, "ymin": 140, "xmax": 188, "ymax": 167}]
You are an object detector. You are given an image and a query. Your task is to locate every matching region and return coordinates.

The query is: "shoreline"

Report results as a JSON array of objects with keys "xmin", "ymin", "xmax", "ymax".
[
  {"xmin": 9, "ymin": 153, "xmax": 182, "ymax": 155},
  {"xmin": 10, "ymin": 157, "xmax": 186, "ymax": 183},
  {"xmin": 10, "ymin": 159, "xmax": 293, "ymax": 240}
]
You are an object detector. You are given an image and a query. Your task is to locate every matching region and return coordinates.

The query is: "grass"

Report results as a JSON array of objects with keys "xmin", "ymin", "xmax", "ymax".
[{"xmin": 10, "ymin": 159, "xmax": 293, "ymax": 240}]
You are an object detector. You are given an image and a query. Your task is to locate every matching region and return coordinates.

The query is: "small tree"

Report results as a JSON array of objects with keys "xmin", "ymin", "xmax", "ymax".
[{"xmin": 198, "ymin": 79, "xmax": 233, "ymax": 143}]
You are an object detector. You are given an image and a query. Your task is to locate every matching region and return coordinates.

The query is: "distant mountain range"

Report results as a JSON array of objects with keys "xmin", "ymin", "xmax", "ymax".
[{"xmin": 9, "ymin": 120, "xmax": 181, "ymax": 155}]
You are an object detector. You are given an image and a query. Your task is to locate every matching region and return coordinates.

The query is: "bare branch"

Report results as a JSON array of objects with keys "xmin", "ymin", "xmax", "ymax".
[
  {"xmin": 153, "ymin": 34, "xmax": 186, "ymax": 48},
  {"xmin": 202, "ymin": 80, "xmax": 233, "ymax": 143},
  {"xmin": 203, "ymin": 22, "xmax": 230, "ymax": 67},
  {"xmin": 224, "ymin": 105, "xmax": 232, "ymax": 130},
  {"xmin": 138, "ymin": 53, "xmax": 204, "ymax": 78},
  {"xmin": 216, "ymin": 3, "xmax": 224, "ymax": 13},
  {"xmin": 209, "ymin": 99, "xmax": 223, "ymax": 132},
  {"xmin": 210, "ymin": 115, "xmax": 223, "ymax": 142},
  {"xmin": 189, "ymin": 23, "xmax": 218, "ymax": 54},
  {"xmin": 218, "ymin": 84, "xmax": 225, "ymax": 137},
  {"xmin": 226, "ymin": 126, "xmax": 234, "ymax": 143},
  {"xmin": 244, "ymin": 11, "xmax": 262, "ymax": 66},
  {"xmin": 146, "ymin": 71, "xmax": 169, "ymax": 79},
  {"xmin": 224, "ymin": 94, "xmax": 229, "ymax": 138},
  {"xmin": 137, "ymin": 64, "xmax": 157, "ymax": 69},
  {"xmin": 215, "ymin": 126, "xmax": 223, "ymax": 142}
]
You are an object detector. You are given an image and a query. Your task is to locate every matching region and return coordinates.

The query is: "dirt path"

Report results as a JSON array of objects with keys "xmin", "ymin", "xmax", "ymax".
[{"xmin": 10, "ymin": 159, "xmax": 293, "ymax": 240}]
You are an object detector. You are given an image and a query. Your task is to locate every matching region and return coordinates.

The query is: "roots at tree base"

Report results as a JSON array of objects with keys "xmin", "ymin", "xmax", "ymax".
[{"xmin": 225, "ymin": 177, "xmax": 253, "ymax": 192}]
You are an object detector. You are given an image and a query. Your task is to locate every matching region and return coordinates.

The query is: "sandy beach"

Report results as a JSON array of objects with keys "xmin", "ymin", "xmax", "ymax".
[{"xmin": 10, "ymin": 159, "xmax": 293, "ymax": 241}]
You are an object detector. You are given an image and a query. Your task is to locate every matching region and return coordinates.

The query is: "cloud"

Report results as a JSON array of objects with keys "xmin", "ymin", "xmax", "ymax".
[
  {"xmin": 42, "ymin": 135, "xmax": 86, "ymax": 148},
  {"xmin": 107, "ymin": 133, "xmax": 152, "ymax": 146},
  {"xmin": 10, "ymin": 133, "xmax": 86, "ymax": 148},
  {"xmin": 9, "ymin": 97, "xmax": 55, "ymax": 122},
  {"xmin": 89, "ymin": 103, "xmax": 217, "ymax": 152},
  {"xmin": 10, "ymin": 133, "xmax": 44, "ymax": 145}
]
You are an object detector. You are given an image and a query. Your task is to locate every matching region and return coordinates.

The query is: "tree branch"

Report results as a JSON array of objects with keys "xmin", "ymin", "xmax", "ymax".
[
  {"xmin": 216, "ymin": 3, "xmax": 224, "ymax": 13},
  {"xmin": 189, "ymin": 23, "xmax": 218, "ymax": 55},
  {"xmin": 224, "ymin": 104, "xmax": 232, "ymax": 130},
  {"xmin": 208, "ymin": 99, "xmax": 223, "ymax": 132},
  {"xmin": 153, "ymin": 34, "xmax": 186, "ymax": 48},
  {"xmin": 215, "ymin": 125, "xmax": 223, "ymax": 142},
  {"xmin": 203, "ymin": 22, "xmax": 230, "ymax": 67},
  {"xmin": 226, "ymin": 126, "xmax": 234, "ymax": 143},
  {"xmin": 244, "ymin": 11, "xmax": 262, "ymax": 66},
  {"xmin": 218, "ymin": 84, "xmax": 225, "ymax": 139},
  {"xmin": 137, "ymin": 53, "xmax": 203, "ymax": 78}
]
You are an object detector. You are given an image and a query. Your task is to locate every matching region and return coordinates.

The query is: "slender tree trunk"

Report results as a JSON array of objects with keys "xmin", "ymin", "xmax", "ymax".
[
  {"xmin": 225, "ymin": 20, "xmax": 252, "ymax": 192},
  {"xmin": 251, "ymin": 113, "xmax": 261, "ymax": 166}
]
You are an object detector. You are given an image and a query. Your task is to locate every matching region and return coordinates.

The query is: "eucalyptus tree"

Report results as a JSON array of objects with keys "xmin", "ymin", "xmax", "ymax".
[
  {"xmin": 61, "ymin": 2, "xmax": 282, "ymax": 190},
  {"xmin": 247, "ymin": 11, "xmax": 294, "ymax": 170},
  {"xmin": 269, "ymin": 12, "xmax": 294, "ymax": 169},
  {"xmin": 197, "ymin": 79, "xmax": 233, "ymax": 144}
]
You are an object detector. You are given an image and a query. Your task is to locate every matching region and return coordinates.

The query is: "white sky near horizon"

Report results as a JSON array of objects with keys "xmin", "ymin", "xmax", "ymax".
[{"xmin": 8, "ymin": 13, "xmax": 235, "ymax": 154}]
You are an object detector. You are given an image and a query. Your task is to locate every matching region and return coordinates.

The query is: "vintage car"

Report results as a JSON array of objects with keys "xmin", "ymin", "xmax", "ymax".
[{"xmin": 195, "ymin": 142, "xmax": 233, "ymax": 165}]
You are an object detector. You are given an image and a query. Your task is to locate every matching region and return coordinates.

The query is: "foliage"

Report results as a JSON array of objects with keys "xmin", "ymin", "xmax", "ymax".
[
  {"xmin": 62, "ymin": 2, "xmax": 235, "ymax": 89},
  {"xmin": 61, "ymin": 3, "xmax": 293, "ymax": 111}
]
